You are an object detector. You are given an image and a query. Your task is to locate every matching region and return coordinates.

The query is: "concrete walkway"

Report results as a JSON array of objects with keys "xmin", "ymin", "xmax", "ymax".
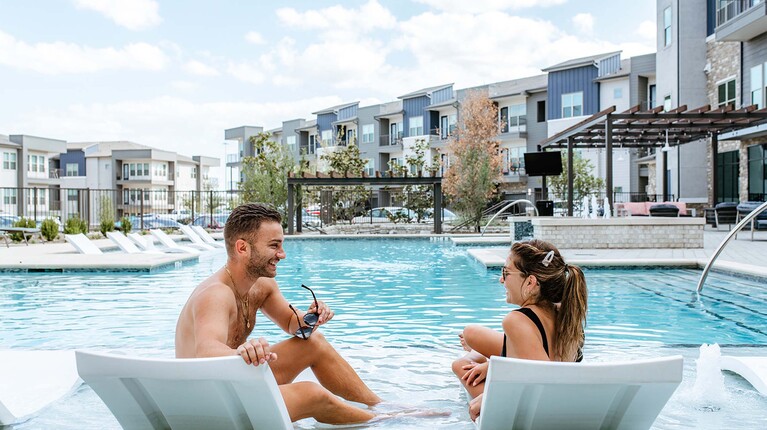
[{"xmin": 462, "ymin": 228, "xmax": 767, "ymax": 278}]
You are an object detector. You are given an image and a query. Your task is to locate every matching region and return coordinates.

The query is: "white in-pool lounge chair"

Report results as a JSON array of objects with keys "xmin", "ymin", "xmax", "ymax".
[
  {"xmin": 473, "ymin": 355, "xmax": 683, "ymax": 430},
  {"xmin": 149, "ymin": 229, "xmax": 203, "ymax": 254},
  {"xmin": 126, "ymin": 232, "xmax": 192, "ymax": 254},
  {"xmin": 65, "ymin": 233, "xmax": 103, "ymax": 255},
  {"xmin": 178, "ymin": 225, "xmax": 217, "ymax": 250},
  {"xmin": 106, "ymin": 231, "xmax": 163, "ymax": 254},
  {"xmin": 190, "ymin": 225, "xmax": 225, "ymax": 248},
  {"xmin": 721, "ymin": 355, "xmax": 767, "ymax": 395},
  {"xmin": 0, "ymin": 350, "xmax": 82, "ymax": 425},
  {"xmin": 75, "ymin": 351, "xmax": 292, "ymax": 430}
]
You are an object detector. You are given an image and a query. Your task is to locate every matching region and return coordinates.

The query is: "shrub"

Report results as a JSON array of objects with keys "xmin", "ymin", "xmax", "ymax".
[
  {"xmin": 99, "ymin": 195, "xmax": 115, "ymax": 237},
  {"xmin": 10, "ymin": 217, "xmax": 36, "ymax": 242},
  {"xmin": 40, "ymin": 218, "xmax": 59, "ymax": 241},
  {"xmin": 120, "ymin": 216, "xmax": 132, "ymax": 234},
  {"xmin": 100, "ymin": 219, "xmax": 114, "ymax": 237},
  {"xmin": 64, "ymin": 216, "xmax": 88, "ymax": 234}
]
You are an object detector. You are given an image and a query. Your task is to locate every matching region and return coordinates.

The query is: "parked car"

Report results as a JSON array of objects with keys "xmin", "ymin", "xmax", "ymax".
[
  {"xmin": 118, "ymin": 215, "xmax": 182, "ymax": 230},
  {"xmin": 0, "ymin": 214, "xmax": 21, "ymax": 228},
  {"xmin": 351, "ymin": 207, "xmax": 415, "ymax": 224},
  {"xmin": 423, "ymin": 208, "xmax": 459, "ymax": 223},
  {"xmin": 297, "ymin": 209, "xmax": 321, "ymax": 227},
  {"xmin": 192, "ymin": 214, "xmax": 230, "ymax": 229}
]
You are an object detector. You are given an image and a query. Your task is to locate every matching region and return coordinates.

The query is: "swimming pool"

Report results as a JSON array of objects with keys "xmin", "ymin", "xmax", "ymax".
[{"xmin": 3, "ymin": 238, "xmax": 767, "ymax": 428}]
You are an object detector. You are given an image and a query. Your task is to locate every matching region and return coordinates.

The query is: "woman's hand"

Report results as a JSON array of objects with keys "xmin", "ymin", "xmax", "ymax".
[
  {"xmin": 461, "ymin": 361, "xmax": 489, "ymax": 386},
  {"xmin": 469, "ymin": 393, "xmax": 483, "ymax": 421}
]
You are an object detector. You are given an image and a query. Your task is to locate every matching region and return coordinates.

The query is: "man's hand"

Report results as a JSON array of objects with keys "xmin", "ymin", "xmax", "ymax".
[
  {"xmin": 461, "ymin": 361, "xmax": 489, "ymax": 386},
  {"xmin": 308, "ymin": 299, "xmax": 334, "ymax": 325},
  {"xmin": 236, "ymin": 337, "xmax": 278, "ymax": 366},
  {"xmin": 469, "ymin": 393, "xmax": 483, "ymax": 421}
]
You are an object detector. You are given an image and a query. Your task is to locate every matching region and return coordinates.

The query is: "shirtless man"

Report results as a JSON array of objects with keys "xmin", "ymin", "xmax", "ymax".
[{"xmin": 175, "ymin": 203, "xmax": 381, "ymax": 425}]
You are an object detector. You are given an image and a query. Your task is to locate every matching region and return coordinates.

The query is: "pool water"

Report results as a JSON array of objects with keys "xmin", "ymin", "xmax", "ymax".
[{"xmin": 2, "ymin": 238, "xmax": 767, "ymax": 429}]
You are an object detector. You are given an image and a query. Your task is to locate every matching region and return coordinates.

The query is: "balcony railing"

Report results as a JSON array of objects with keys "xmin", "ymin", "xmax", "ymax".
[
  {"xmin": 718, "ymin": 0, "xmax": 764, "ymax": 26},
  {"xmin": 49, "ymin": 169, "xmax": 62, "ymax": 179},
  {"xmin": 379, "ymin": 133, "xmax": 403, "ymax": 146}
]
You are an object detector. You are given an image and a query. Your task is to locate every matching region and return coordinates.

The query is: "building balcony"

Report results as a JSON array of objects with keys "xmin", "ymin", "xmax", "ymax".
[
  {"xmin": 716, "ymin": 0, "xmax": 767, "ymax": 41},
  {"xmin": 379, "ymin": 133, "xmax": 403, "ymax": 147}
]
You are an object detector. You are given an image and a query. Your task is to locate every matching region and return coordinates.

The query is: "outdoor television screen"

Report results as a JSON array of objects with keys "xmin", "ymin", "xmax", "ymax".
[{"xmin": 524, "ymin": 151, "xmax": 563, "ymax": 176}]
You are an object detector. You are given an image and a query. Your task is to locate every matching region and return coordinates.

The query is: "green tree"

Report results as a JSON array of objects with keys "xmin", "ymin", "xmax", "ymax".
[
  {"xmin": 320, "ymin": 142, "xmax": 368, "ymax": 223},
  {"xmin": 444, "ymin": 90, "xmax": 502, "ymax": 231},
  {"xmin": 239, "ymin": 132, "xmax": 295, "ymax": 217},
  {"xmin": 547, "ymin": 150, "xmax": 606, "ymax": 204}
]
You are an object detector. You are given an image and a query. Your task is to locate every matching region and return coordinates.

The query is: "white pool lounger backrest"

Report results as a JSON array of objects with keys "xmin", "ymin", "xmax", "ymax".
[
  {"xmin": 75, "ymin": 351, "xmax": 292, "ymax": 430},
  {"xmin": 477, "ymin": 355, "xmax": 684, "ymax": 430}
]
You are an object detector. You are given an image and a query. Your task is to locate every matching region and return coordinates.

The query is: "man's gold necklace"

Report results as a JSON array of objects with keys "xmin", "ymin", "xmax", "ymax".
[{"xmin": 224, "ymin": 265, "xmax": 250, "ymax": 329}]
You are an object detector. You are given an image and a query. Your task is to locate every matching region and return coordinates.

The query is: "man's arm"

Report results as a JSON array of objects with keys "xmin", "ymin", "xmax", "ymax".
[
  {"xmin": 258, "ymin": 279, "xmax": 301, "ymax": 334},
  {"xmin": 191, "ymin": 285, "xmax": 238, "ymax": 357}
]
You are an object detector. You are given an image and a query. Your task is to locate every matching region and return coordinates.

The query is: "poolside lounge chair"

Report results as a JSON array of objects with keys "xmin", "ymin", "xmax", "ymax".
[
  {"xmin": 178, "ymin": 225, "xmax": 217, "ymax": 250},
  {"xmin": 75, "ymin": 351, "xmax": 292, "ymax": 430},
  {"xmin": 149, "ymin": 229, "xmax": 204, "ymax": 254},
  {"xmin": 65, "ymin": 233, "xmax": 103, "ymax": 255},
  {"xmin": 190, "ymin": 225, "xmax": 225, "ymax": 248},
  {"xmin": 0, "ymin": 350, "xmax": 82, "ymax": 425},
  {"xmin": 473, "ymin": 355, "xmax": 683, "ymax": 430},
  {"xmin": 106, "ymin": 231, "xmax": 163, "ymax": 254},
  {"xmin": 126, "ymin": 232, "xmax": 192, "ymax": 254},
  {"xmin": 721, "ymin": 355, "xmax": 767, "ymax": 395}
]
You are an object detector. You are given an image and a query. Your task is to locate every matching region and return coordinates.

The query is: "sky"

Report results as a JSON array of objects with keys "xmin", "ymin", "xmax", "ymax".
[{"xmin": 0, "ymin": 0, "xmax": 656, "ymax": 185}]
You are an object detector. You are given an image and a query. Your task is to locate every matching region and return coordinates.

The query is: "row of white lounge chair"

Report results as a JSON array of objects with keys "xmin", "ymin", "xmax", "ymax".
[
  {"xmin": 64, "ymin": 225, "xmax": 224, "ymax": 255},
  {"xmin": 6, "ymin": 350, "xmax": 767, "ymax": 429}
]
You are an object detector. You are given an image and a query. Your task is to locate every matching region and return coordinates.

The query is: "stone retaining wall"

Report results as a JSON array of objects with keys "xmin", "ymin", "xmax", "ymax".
[{"xmin": 532, "ymin": 218, "xmax": 705, "ymax": 249}]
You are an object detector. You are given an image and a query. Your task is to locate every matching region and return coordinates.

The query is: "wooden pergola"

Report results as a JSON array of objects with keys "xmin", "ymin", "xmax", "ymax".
[
  {"xmin": 540, "ymin": 104, "xmax": 767, "ymax": 215},
  {"xmin": 286, "ymin": 172, "xmax": 445, "ymax": 234}
]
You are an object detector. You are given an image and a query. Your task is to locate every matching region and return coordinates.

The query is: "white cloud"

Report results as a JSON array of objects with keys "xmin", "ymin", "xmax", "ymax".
[
  {"xmin": 0, "ymin": 30, "xmax": 168, "ymax": 74},
  {"xmin": 413, "ymin": 0, "xmax": 567, "ymax": 14},
  {"xmin": 184, "ymin": 60, "xmax": 219, "ymax": 76},
  {"xmin": 170, "ymin": 81, "xmax": 199, "ymax": 92},
  {"xmin": 73, "ymin": 0, "xmax": 161, "ymax": 30},
  {"xmin": 636, "ymin": 20, "xmax": 657, "ymax": 41},
  {"xmin": 226, "ymin": 62, "xmax": 266, "ymax": 85},
  {"xmin": 572, "ymin": 13, "xmax": 594, "ymax": 34},
  {"xmin": 245, "ymin": 31, "xmax": 265, "ymax": 45},
  {"xmin": 276, "ymin": 0, "xmax": 396, "ymax": 34}
]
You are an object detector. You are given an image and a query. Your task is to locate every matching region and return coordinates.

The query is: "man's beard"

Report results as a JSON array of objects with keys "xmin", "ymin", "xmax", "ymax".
[{"xmin": 245, "ymin": 253, "xmax": 276, "ymax": 279}]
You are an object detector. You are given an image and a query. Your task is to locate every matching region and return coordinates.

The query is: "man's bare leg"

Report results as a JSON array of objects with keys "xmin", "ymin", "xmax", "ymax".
[
  {"xmin": 270, "ymin": 331, "xmax": 381, "ymax": 406},
  {"xmin": 281, "ymin": 381, "xmax": 374, "ymax": 424}
]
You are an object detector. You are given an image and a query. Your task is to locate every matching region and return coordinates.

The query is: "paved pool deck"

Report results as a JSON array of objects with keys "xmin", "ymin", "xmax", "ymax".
[{"xmin": 460, "ymin": 228, "xmax": 767, "ymax": 279}]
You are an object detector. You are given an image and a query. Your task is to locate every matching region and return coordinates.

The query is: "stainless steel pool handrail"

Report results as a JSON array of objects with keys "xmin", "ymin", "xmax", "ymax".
[
  {"xmin": 697, "ymin": 200, "xmax": 767, "ymax": 293},
  {"xmin": 480, "ymin": 199, "xmax": 538, "ymax": 237}
]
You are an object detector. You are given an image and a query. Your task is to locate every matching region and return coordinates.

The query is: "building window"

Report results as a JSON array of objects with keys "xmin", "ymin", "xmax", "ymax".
[
  {"xmin": 718, "ymin": 78, "xmax": 736, "ymax": 108},
  {"xmin": 3, "ymin": 189, "xmax": 17, "ymax": 205},
  {"xmin": 537, "ymin": 101, "xmax": 546, "ymax": 122},
  {"xmin": 663, "ymin": 95, "xmax": 672, "ymax": 112},
  {"xmin": 390, "ymin": 123, "xmax": 401, "ymax": 144},
  {"xmin": 191, "ymin": 167, "xmax": 197, "ymax": 179},
  {"xmin": 613, "ymin": 88, "xmax": 623, "ymax": 99},
  {"xmin": 2, "ymin": 152, "xmax": 16, "ymax": 170},
  {"xmin": 286, "ymin": 135, "xmax": 297, "ymax": 152},
  {"xmin": 649, "ymin": 84, "xmax": 657, "ymax": 109},
  {"xmin": 67, "ymin": 189, "xmax": 78, "ymax": 202},
  {"xmin": 508, "ymin": 104, "xmax": 526, "ymax": 132},
  {"xmin": 499, "ymin": 107, "xmax": 509, "ymax": 133},
  {"xmin": 751, "ymin": 64, "xmax": 765, "ymax": 109},
  {"xmin": 361, "ymin": 124, "xmax": 374, "ymax": 143},
  {"xmin": 440, "ymin": 116, "xmax": 449, "ymax": 138},
  {"xmin": 561, "ymin": 92, "xmax": 583, "ymax": 118},
  {"xmin": 408, "ymin": 116, "xmax": 423, "ymax": 136},
  {"xmin": 364, "ymin": 158, "xmax": 374, "ymax": 176},
  {"xmin": 508, "ymin": 146, "xmax": 526, "ymax": 175},
  {"xmin": 321, "ymin": 130, "xmax": 332, "ymax": 146},
  {"xmin": 66, "ymin": 163, "xmax": 79, "ymax": 176},
  {"xmin": 346, "ymin": 129, "xmax": 356, "ymax": 145},
  {"xmin": 663, "ymin": 6, "xmax": 672, "ymax": 47},
  {"xmin": 309, "ymin": 135, "xmax": 317, "ymax": 154},
  {"xmin": 153, "ymin": 163, "xmax": 166, "ymax": 178}
]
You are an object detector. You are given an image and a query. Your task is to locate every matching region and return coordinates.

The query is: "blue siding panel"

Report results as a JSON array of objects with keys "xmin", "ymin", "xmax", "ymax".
[
  {"xmin": 317, "ymin": 113, "xmax": 336, "ymax": 134},
  {"xmin": 60, "ymin": 150, "xmax": 85, "ymax": 176},
  {"xmin": 403, "ymin": 96, "xmax": 430, "ymax": 137},
  {"xmin": 598, "ymin": 54, "xmax": 621, "ymax": 77},
  {"xmin": 432, "ymin": 86, "xmax": 454, "ymax": 104},
  {"xmin": 547, "ymin": 65, "xmax": 599, "ymax": 120},
  {"xmin": 337, "ymin": 104, "xmax": 358, "ymax": 121}
]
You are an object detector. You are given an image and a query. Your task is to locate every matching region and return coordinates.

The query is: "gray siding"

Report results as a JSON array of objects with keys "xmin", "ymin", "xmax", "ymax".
[
  {"xmin": 281, "ymin": 119, "xmax": 304, "ymax": 159},
  {"xmin": 742, "ymin": 32, "xmax": 767, "ymax": 107},
  {"xmin": 357, "ymin": 105, "xmax": 379, "ymax": 162},
  {"xmin": 403, "ymin": 96, "xmax": 430, "ymax": 137},
  {"xmin": 527, "ymin": 91, "xmax": 549, "ymax": 191},
  {"xmin": 60, "ymin": 150, "xmax": 85, "ymax": 176},
  {"xmin": 630, "ymin": 53, "xmax": 656, "ymax": 108},
  {"xmin": 547, "ymin": 65, "xmax": 600, "ymax": 120},
  {"xmin": 432, "ymin": 86, "xmax": 454, "ymax": 104}
]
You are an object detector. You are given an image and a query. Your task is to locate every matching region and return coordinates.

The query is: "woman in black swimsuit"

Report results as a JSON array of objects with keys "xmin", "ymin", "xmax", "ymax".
[{"xmin": 451, "ymin": 239, "xmax": 588, "ymax": 422}]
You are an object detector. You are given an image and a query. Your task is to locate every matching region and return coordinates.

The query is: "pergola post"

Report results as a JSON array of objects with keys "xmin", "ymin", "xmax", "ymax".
[
  {"xmin": 605, "ymin": 116, "xmax": 613, "ymax": 209},
  {"xmin": 287, "ymin": 182, "xmax": 294, "ymax": 235},
  {"xmin": 568, "ymin": 137, "xmax": 575, "ymax": 216},
  {"xmin": 711, "ymin": 133, "xmax": 718, "ymax": 205}
]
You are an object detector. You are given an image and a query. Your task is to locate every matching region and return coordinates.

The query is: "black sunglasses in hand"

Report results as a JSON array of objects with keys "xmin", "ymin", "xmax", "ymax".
[{"xmin": 288, "ymin": 284, "xmax": 320, "ymax": 339}]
